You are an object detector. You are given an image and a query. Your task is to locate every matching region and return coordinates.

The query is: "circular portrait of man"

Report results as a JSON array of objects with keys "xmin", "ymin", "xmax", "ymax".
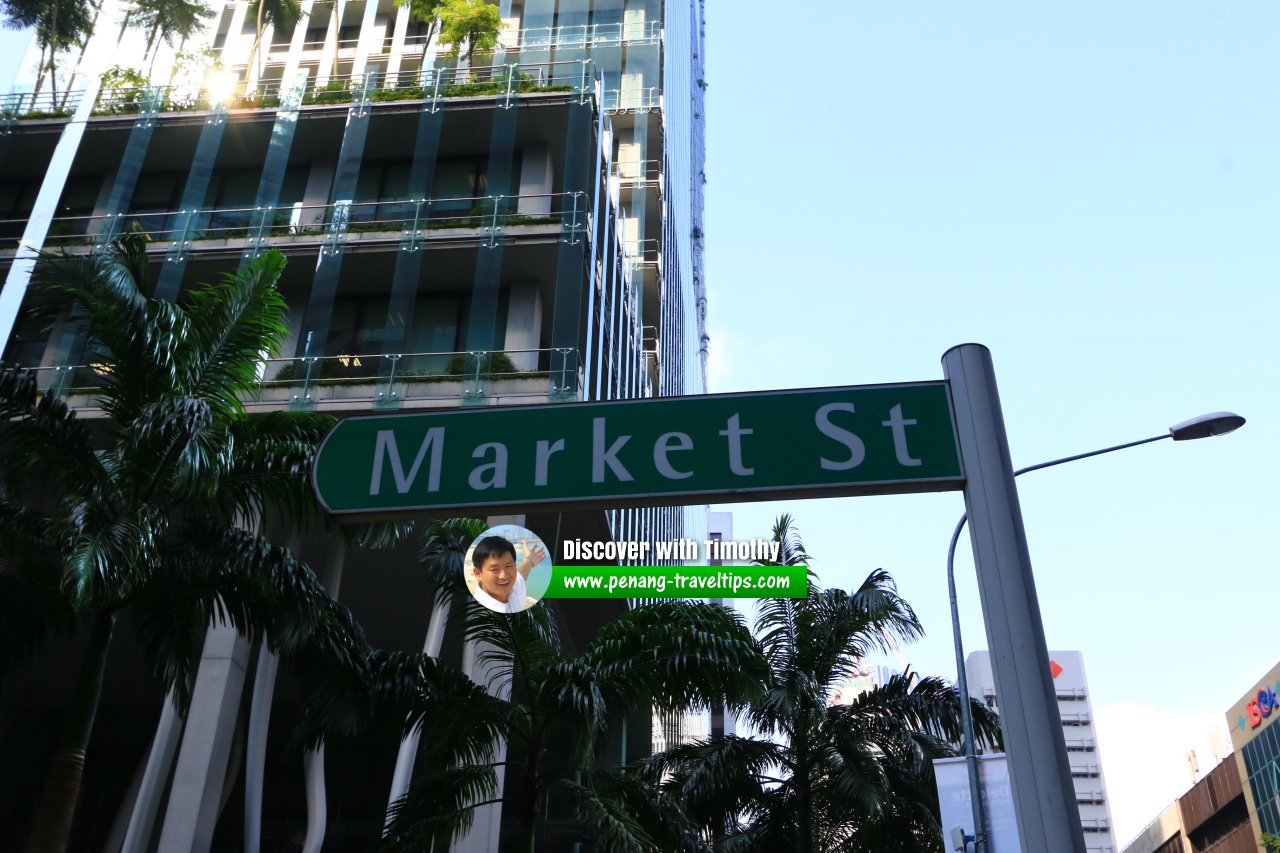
[{"xmin": 463, "ymin": 524, "xmax": 552, "ymax": 613}]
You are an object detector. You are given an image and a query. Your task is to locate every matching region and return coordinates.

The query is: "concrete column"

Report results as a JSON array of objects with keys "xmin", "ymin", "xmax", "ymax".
[
  {"xmin": 300, "ymin": 746, "xmax": 328, "ymax": 853},
  {"xmin": 0, "ymin": 14, "xmax": 113, "ymax": 352},
  {"xmin": 155, "ymin": 624, "xmax": 252, "ymax": 853},
  {"xmin": 516, "ymin": 147, "xmax": 552, "ymax": 215},
  {"xmin": 221, "ymin": 2, "xmax": 250, "ymax": 69},
  {"xmin": 385, "ymin": 5, "xmax": 411, "ymax": 86},
  {"xmin": 350, "ymin": 0, "xmax": 382, "ymax": 80},
  {"xmin": 503, "ymin": 281, "xmax": 542, "ymax": 370},
  {"xmin": 117, "ymin": 695, "xmax": 185, "ymax": 853},
  {"xmin": 281, "ymin": 0, "xmax": 315, "ymax": 86},
  {"xmin": 451, "ymin": 638, "xmax": 510, "ymax": 853},
  {"xmin": 316, "ymin": 0, "xmax": 345, "ymax": 88},
  {"xmin": 384, "ymin": 598, "xmax": 452, "ymax": 825}
]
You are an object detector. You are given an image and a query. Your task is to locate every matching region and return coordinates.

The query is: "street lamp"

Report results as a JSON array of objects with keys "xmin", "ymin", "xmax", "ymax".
[{"xmin": 948, "ymin": 411, "xmax": 1245, "ymax": 852}]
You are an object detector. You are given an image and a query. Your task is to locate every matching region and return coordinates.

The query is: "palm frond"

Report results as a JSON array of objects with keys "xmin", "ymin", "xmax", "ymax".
[
  {"xmin": 561, "ymin": 770, "xmax": 710, "ymax": 853},
  {"xmin": 178, "ymin": 250, "xmax": 290, "ymax": 417},
  {"xmin": 419, "ymin": 517, "xmax": 488, "ymax": 609},
  {"xmin": 381, "ymin": 763, "xmax": 498, "ymax": 853}
]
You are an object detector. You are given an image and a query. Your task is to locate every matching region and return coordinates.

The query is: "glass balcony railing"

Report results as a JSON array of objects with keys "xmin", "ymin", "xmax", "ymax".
[
  {"xmin": 499, "ymin": 20, "xmax": 662, "ymax": 51},
  {"xmin": 0, "ymin": 192, "xmax": 588, "ymax": 253},
  {"xmin": 0, "ymin": 60, "xmax": 601, "ymax": 122},
  {"xmin": 0, "ymin": 89, "xmax": 89, "ymax": 120},
  {"xmin": 602, "ymin": 87, "xmax": 660, "ymax": 113},
  {"xmin": 610, "ymin": 158, "xmax": 662, "ymax": 188},
  {"xmin": 22, "ymin": 347, "xmax": 583, "ymax": 410}
]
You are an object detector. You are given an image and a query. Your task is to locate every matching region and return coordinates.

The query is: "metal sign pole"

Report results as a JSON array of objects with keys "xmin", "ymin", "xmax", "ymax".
[{"xmin": 942, "ymin": 343, "xmax": 1086, "ymax": 853}]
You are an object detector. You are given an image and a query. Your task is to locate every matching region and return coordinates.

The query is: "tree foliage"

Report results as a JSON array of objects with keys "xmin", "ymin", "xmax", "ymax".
[
  {"xmin": 437, "ymin": 0, "xmax": 500, "ymax": 65},
  {"xmin": 0, "ymin": 233, "xmax": 364, "ymax": 852},
  {"xmin": 1, "ymin": 0, "xmax": 95, "ymax": 99},
  {"xmin": 636, "ymin": 515, "xmax": 1005, "ymax": 852},
  {"xmin": 300, "ymin": 518, "xmax": 768, "ymax": 851},
  {"xmin": 128, "ymin": 0, "xmax": 215, "ymax": 69}
]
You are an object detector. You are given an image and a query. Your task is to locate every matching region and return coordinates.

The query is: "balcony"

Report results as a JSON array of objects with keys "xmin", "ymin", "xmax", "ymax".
[
  {"xmin": 602, "ymin": 87, "xmax": 660, "ymax": 113},
  {"xmin": 0, "ymin": 192, "xmax": 589, "ymax": 257},
  {"xmin": 26, "ymin": 347, "xmax": 584, "ymax": 413},
  {"xmin": 0, "ymin": 61, "xmax": 600, "ymax": 123},
  {"xmin": 499, "ymin": 20, "xmax": 662, "ymax": 52},
  {"xmin": 612, "ymin": 158, "xmax": 663, "ymax": 191}
]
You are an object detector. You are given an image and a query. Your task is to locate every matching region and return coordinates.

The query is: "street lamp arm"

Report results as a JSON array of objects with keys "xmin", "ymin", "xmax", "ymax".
[{"xmin": 1012, "ymin": 434, "xmax": 1169, "ymax": 478}]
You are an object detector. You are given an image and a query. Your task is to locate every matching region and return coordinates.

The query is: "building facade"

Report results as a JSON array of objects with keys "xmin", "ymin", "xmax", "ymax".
[
  {"xmin": 1122, "ymin": 753, "xmax": 1254, "ymax": 853},
  {"xmin": 0, "ymin": 0, "xmax": 710, "ymax": 849},
  {"xmin": 1227, "ymin": 660, "xmax": 1280, "ymax": 849},
  {"xmin": 966, "ymin": 649, "xmax": 1118, "ymax": 853}
]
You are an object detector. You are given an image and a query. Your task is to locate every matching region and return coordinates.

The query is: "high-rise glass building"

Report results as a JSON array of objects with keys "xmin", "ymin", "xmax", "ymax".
[{"xmin": 0, "ymin": 0, "xmax": 710, "ymax": 848}]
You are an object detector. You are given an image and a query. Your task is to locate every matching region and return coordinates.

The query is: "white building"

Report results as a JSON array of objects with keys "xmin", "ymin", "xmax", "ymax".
[{"xmin": 966, "ymin": 650, "xmax": 1117, "ymax": 853}]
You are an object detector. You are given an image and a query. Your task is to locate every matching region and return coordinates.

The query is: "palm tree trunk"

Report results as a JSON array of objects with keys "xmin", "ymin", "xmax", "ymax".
[
  {"xmin": 245, "ymin": 2, "xmax": 266, "ymax": 87},
  {"xmin": 145, "ymin": 23, "xmax": 162, "ymax": 78},
  {"xmin": 46, "ymin": 1, "xmax": 62, "ymax": 106},
  {"xmin": 166, "ymin": 35, "xmax": 189, "ymax": 88},
  {"xmin": 31, "ymin": 46, "xmax": 47, "ymax": 102},
  {"xmin": 24, "ymin": 612, "xmax": 117, "ymax": 853},
  {"xmin": 518, "ymin": 727, "xmax": 543, "ymax": 853},
  {"xmin": 793, "ymin": 727, "xmax": 814, "ymax": 853},
  {"xmin": 59, "ymin": 0, "xmax": 105, "ymax": 109}
]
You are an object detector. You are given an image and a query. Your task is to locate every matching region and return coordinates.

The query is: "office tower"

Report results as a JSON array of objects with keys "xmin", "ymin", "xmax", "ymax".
[
  {"xmin": 0, "ymin": 0, "xmax": 709, "ymax": 848},
  {"xmin": 966, "ymin": 650, "xmax": 1117, "ymax": 853}
]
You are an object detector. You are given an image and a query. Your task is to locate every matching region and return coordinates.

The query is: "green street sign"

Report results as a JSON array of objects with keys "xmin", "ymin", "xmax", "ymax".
[{"xmin": 312, "ymin": 382, "xmax": 964, "ymax": 517}]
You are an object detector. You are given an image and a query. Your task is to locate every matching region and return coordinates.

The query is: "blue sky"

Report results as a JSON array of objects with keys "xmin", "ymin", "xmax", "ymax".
[
  {"xmin": 2, "ymin": 1, "xmax": 1277, "ymax": 844},
  {"xmin": 705, "ymin": 1, "xmax": 1278, "ymax": 842}
]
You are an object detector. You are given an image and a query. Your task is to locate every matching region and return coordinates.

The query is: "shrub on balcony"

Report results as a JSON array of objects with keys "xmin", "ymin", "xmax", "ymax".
[
  {"xmin": 93, "ymin": 66, "xmax": 152, "ymax": 115},
  {"xmin": 303, "ymin": 81, "xmax": 353, "ymax": 105},
  {"xmin": 444, "ymin": 351, "xmax": 519, "ymax": 377}
]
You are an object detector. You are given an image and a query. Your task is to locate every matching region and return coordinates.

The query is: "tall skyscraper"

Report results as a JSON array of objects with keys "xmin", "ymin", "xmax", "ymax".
[
  {"xmin": 967, "ymin": 650, "xmax": 1118, "ymax": 853},
  {"xmin": 0, "ymin": 0, "xmax": 710, "ymax": 848}
]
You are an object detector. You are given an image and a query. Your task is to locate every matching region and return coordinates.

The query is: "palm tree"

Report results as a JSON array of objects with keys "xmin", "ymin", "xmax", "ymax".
[
  {"xmin": 243, "ymin": 0, "xmax": 302, "ymax": 85},
  {"xmin": 0, "ymin": 233, "xmax": 365, "ymax": 853},
  {"xmin": 395, "ymin": 0, "xmax": 447, "ymax": 53},
  {"xmin": 127, "ymin": 0, "xmax": 215, "ymax": 77},
  {"xmin": 1, "ymin": 0, "xmax": 95, "ymax": 104},
  {"xmin": 301, "ymin": 517, "xmax": 768, "ymax": 852},
  {"xmin": 638, "ymin": 515, "xmax": 1004, "ymax": 852}
]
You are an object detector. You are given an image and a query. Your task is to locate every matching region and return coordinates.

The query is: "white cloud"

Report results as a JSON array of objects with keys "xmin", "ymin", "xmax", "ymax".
[{"xmin": 1093, "ymin": 703, "xmax": 1230, "ymax": 847}]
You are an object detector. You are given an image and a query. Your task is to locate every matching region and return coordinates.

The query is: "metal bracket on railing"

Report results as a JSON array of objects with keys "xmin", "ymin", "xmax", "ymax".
[
  {"xmin": 374, "ymin": 353, "xmax": 402, "ymax": 410},
  {"xmin": 46, "ymin": 364, "xmax": 75, "ymax": 399},
  {"xmin": 164, "ymin": 208, "xmax": 196, "ymax": 264},
  {"xmin": 352, "ymin": 71, "xmax": 376, "ymax": 118},
  {"xmin": 399, "ymin": 198, "xmax": 427, "ymax": 253},
  {"xmin": 134, "ymin": 86, "xmax": 165, "ymax": 129},
  {"xmin": 0, "ymin": 93, "xmax": 24, "ymax": 135},
  {"xmin": 578, "ymin": 60, "xmax": 592, "ymax": 105},
  {"xmin": 422, "ymin": 69, "xmax": 444, "ymax": 114},
  {"xmin": 96, "ymin": 212, "xmax": 126, "ymax": 246},
  {"xmin": 561, "ymin": 192, "xmax": 585, "ymax": 246},
  {"xmin": 460, "ymin": 350, "xmax": 489, "ymax": 403},
  {"xmin": 243, "ymin": 205, "xmax": 275, "ymax": 259},
  {"xmin": 321, "ymin": 199, "xmax": 352, "ymax": 258},
  {"xmin": 500, "ymin": 63, "xmax": 520, "ymax": 110},
  {"xmin": 290, "ymin": 355, "xmax": 319, "ymax": 410},
  {"xmin": 482, "ymin": 196, "xmax": 504, "ymax": 249},
  {"xmin": 550, "ymin": 347, "xmax": 579, "ymax": 399}
]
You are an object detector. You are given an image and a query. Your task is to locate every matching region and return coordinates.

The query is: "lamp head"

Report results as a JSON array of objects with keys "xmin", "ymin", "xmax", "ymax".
[{"xmin": 1169, "ymin": 412, "xmax": 1245, "ymax": 441}]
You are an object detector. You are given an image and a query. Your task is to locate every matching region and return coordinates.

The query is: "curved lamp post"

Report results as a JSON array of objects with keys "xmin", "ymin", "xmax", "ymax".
[{"xmin": 949, "ymin": 412, "xmax": 1245, "ymax": 852}]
